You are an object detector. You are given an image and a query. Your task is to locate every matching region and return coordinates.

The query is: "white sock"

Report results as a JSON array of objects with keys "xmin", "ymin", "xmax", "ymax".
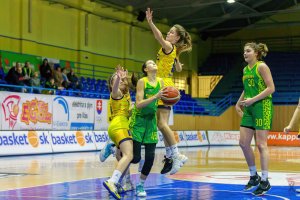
[
  {"xmin": 165, "ymin": 146, "xmax": 172, "ymax": 158},
  {"xmin": 109, "ymin": 170, "xmax": 122, "ymax": 184},
  {"xmin": 249, "ymin": 166, "xmax": 257, "ymax": 176},
  {"xmin": 261, "ymin": 170, "xmax": 268, "ymax": 181},
  {"xmin": 170, "ymin": 144, "xmax": 179, "ymax": 157}
]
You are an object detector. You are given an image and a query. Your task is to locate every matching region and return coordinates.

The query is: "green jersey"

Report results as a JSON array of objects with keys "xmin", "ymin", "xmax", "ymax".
[
  {"xmin": 241, "ymin": 61, "xmax": 273, "ymax": 130},
  {"xmin": 242, "ymin": 61, "xmax": 272, "ymax": 99},
  {"xmin": 130, "ymin": 77, "xmax": 162, "ymax": 143}
]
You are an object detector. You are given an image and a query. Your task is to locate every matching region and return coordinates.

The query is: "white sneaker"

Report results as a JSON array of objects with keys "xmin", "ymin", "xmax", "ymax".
[
  {"xmin": 178, "ymin": 154, "xmax": 188, "ymax": 166},
  {"xmin": 136, "ymin": 183, "xmax": 147, "ymax": 197},
  {"xmin": 170, "ymin": 155, "xmax": 182, "ymax": 175}
]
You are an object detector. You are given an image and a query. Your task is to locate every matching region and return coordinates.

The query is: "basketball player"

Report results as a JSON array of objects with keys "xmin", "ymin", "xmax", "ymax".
[
  {"xmin": 103, "ymin": 66, "xmax": 133, "ymax": 200},
  {"xmin": 236, "ymin": 42, "xmax": 275, "ymax": 196},
  {"xmin": 284, "ymin": 98, "xmax": 300, "ymax": 136},
  {"xmin": 146, "ymin": 7, "xmax": 192, "ymax": 175},
  {"xmin": 130, "ymin": 60, "xmax": 165, "ymax": 197}
]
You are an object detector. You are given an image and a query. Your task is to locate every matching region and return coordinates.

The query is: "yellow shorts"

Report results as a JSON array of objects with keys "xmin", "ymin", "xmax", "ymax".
[
  {"xmin": 158, "ymin": 77, "xmax": 175, "ymax": 106},
  {"xmin": 108, "ymin": 129, "xmax": 132, "ymax": 147}
]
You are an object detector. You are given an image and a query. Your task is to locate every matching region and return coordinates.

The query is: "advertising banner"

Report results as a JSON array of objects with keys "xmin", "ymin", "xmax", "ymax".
[
  {"xmin": 50, "ymin": 131, "xmax": 96, "ymax": 152},
  {"xmin": 52, "ymin": 96, "xmax": 95, "ymax": 130},
  {"xmin": 1, "ymin": 92, "xmax": 53, "ymax": 130},
  {"xmin": 207, "ymin": 131, "xmax": 255, "ymax": 145},
  {"xmin": 184, "ymin": 131, "xmax": 209, "ymax": 146},
  {"xmin": 94, "ymin": 99, "xmax": 109, "ymax": 130},
  {"xmin": 174, "ymin": 131, "xmax": 187, "ymax": 147},
  {"xmin": 0, "ymin": 131, "xmax": 52, "ymax": 155},
  {"xmin": 268, "ymin": 131, "xmax": 300, "ymax": 146},
  {"xmin": 93, "ymin": 131, "xmax": 110, "ymax": 150}
]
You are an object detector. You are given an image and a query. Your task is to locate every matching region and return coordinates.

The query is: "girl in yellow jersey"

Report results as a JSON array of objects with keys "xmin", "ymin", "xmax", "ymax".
[
  {"xmin": 146, "ymin": 7, "xmax": 192, "ymax": 175},
  {"xmin": 103, "ymin": 66, "xmax": 133, "ymax": 200}
]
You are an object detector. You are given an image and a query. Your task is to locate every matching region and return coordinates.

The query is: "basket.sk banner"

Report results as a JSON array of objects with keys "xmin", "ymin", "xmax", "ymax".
[
  {"xmin": 1, "ymin": 92, "xmax": 53, "ymax": 130},
  {"xmin": 52, "ymin": 96, "xmax": 95, "ymax": 130},
  {"xmin": 0, "ymin": 131, "xmax": 52, "ymax": 156}
]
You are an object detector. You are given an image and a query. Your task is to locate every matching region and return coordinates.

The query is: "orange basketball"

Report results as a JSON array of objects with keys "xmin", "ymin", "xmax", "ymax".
[
  {"xmin": 161, "ymin": 86, "xmax": 180, "ymax": 105},
  {"xmin": 28, "ymin": 131, "xmax": 39, "ymax": 148}
]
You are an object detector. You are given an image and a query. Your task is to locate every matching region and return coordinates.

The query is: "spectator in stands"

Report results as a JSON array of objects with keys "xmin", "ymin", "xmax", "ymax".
[
  {"xmin": 146, "ymin": 7, "xmax": 192, "ymax": 175},
  {"xmin": 284, "ymin": 99, "xmax": 300, "ymax": 135},
  {"xmin": 67, "ymin": 68, "xmax": 82, "ymax": 90},
  {"xmin": 62, "ymin": 68, "xmax": 71, "ymax": 89},
  {"xmin": 31, "ymin": 71, "xmax": 41, "ymax": 93},
  {"xmin": 22, "ymin": 61, "xmax": 34, "ymax": 86},
  {"xmin": 235, "ymin": 42, "xmax": 275, "ymax": 196},
  {"xmin": 40, "ymin": 58, "xmax": 53, "ymax": 83},
  {"xmin": 5, "ymin": 62, "xmax": 18, "ymax": 84},
  {"xmin": 7, "ymin": 63, "xmax": 28, "ymax": 92},
  {"xmin": 53, "ymin": 66, "xmax": 65, "ymax": 88},
  {"xmin": 45, "ymin": 77, "xmax": 63, "ymax": 94}
]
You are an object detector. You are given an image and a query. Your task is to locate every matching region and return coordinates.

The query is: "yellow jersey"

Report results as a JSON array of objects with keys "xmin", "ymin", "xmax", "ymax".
[
  {"xmin": 108, "ymin": 93, "xmax": 131, "ymax": 132},
  {"xmin": 156, "ymin": 45, "xmax": 177, "ymax": 79}
]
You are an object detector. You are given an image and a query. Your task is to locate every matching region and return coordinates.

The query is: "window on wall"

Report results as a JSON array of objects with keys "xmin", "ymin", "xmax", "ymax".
[{"xmin": 174, "ymin": 78, "xmax": 186, "ymax": 91}]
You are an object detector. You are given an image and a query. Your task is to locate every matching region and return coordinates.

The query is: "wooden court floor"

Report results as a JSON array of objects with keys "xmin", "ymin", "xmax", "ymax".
[{"xmin": 0, "ymin": 146, "xmax": 299, "ymax": 199}]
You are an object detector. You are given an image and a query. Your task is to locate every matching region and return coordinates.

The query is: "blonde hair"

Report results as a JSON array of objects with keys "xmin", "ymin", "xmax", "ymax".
[
  {"xmin": 245, "ymin": 42, "xmax": 268, "ymax": 60},
  {"xmin": 173, "ymin": 24, "xmax": 192, "ymax": 56}
]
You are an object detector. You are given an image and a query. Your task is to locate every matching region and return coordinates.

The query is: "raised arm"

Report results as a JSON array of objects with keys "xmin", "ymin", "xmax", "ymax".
[{"xmin": 146, "ymin": 8, "xmax": 173, "ymax": 53}]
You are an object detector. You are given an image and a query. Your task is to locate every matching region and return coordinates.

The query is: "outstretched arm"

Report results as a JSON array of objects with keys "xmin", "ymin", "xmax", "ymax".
[{"xmin": 146, "ymin": 8, "xmax": 173, "ymax": 53}]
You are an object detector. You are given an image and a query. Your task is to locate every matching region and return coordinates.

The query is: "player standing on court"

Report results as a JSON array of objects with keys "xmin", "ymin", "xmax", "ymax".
[
  {"xmin": 236, "ymin": 42, "xmax": 275, "ymax": 196},
  {"xmin": 146, "ymin": 7, "xmax": 192, "ymax": 175}
]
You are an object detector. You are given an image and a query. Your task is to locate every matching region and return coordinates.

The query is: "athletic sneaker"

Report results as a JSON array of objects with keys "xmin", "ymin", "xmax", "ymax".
[
  {"xmin": 138, "ymin": 159, "xmax": 145, "ymax": 172},
  {"xmin": 244, "ymin": 173, "xmax": 261, "ymax": 191},
  {"xmin": 160, "ymin": 156, "xmax": 173, "ymax": 174},
  {"xmin": 170, "ymin": 155, "xmax": 183, "ymax": 175},
  {"xmin": 178, "ymin": 154, "xmax": 188, "ymax": 166},
  {"xmin": 103, "ymin": 180, "xmax": 120, "ymax": 200},
  {"xmin": 252, "ymin": 179, "xmax": 271, "ymax": 196},
  {"xmin": 99, "ymin": 140, "xmax": 115, "ymax": 162},
  {"xmin": 136, "ymin": 183, "xmax": 147, "ymax": 197}
]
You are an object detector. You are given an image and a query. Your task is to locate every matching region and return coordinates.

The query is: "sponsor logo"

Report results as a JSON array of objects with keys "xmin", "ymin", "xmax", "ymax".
[
  {"xmin": 197, "ymin": 131, "xmax": 203, "ymax": 142},
  {"xmin": 185, "ymin": 132, "xmax": 198, "ymax": 141},
  {"xmin": 2, "ymin": 95, "xmax": 21, "ymax": 129},
  {"xmin": 21, "ymin": 98, "xmax": 52, "ymax": 125},
  {"xmin": 51, "ymin": 132, "xmax": 93, "ymax": 146},
  {"xmin": 96, "ymin": 100, "xmax": 102, "ymax": 115},
  {"xmin": 0, "ymin": 131, "xmax": 50, "ymax": 147},
  {"xmin": 54, "ymin": 97, "xmax": 69, "ymax": 121},
  {"xmin": 93, "ymin": 132, "xmax": 109, "ymax": 143}
]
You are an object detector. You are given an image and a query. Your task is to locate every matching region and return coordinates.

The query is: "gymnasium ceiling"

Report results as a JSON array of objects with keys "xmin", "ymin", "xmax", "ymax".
[{"xmin": 97, "ymin": 0, "xmax": 300, "ymax": 39}]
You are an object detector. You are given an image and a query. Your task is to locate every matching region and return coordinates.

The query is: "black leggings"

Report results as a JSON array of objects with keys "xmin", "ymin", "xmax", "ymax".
[{"xmin": 131, "ymin": 140, "xmax": 156, "ymax": 176}]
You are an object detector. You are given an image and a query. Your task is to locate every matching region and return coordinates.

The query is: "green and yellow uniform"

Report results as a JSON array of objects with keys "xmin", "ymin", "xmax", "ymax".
[
  {"xmin": 156, "ymin": 46, "xmax": 177, "ymax": 106},
  {"xmin": 129, "ymin": 77, "xmax": 162, "ymax": 143},
  {"xmin": 108, "ymin": 93, "xmax": 132, "ymax": 146},
  {"xmin": 241, "ymin": 61, "xmax": 273, "ymax": 130}
]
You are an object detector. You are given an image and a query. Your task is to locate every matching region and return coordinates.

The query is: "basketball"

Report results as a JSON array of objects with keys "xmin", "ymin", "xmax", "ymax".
[{"xmin": 161, "ymin": 86, "xmax": 181, "ymax": 105}]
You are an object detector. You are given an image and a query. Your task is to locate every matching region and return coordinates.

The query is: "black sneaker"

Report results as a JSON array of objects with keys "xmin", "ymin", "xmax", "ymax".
[
  {"xmin": 244, "ymin": 173, "xmax": 261, "ymax": 191},
  {"xmin": 160, "ymin": 156, "xmax": 173, "ymax": 174},
  {"xmin": 252, "ymin": 179, "xmax": 271, "ymax": 196}
]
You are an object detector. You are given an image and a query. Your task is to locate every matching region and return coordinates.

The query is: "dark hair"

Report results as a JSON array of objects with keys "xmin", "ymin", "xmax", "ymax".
[{"xmin": 141, "ymin": 62, "xmax": 147, "ymax": 77}]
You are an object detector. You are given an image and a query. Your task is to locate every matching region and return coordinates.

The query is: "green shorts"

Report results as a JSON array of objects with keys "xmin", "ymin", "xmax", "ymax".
[
  {"xmin": 240, "ymin": 98, "xmax": 273, "ymax": 130},
  {"xmin": 129, "ymin": 114, "xmax": 158, "ymax": 144}
]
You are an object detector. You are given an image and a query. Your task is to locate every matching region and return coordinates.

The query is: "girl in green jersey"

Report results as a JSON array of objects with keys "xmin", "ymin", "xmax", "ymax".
[{"xmin": 236, "ymin": 42, "xmax": 275, "ymax": 196}]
